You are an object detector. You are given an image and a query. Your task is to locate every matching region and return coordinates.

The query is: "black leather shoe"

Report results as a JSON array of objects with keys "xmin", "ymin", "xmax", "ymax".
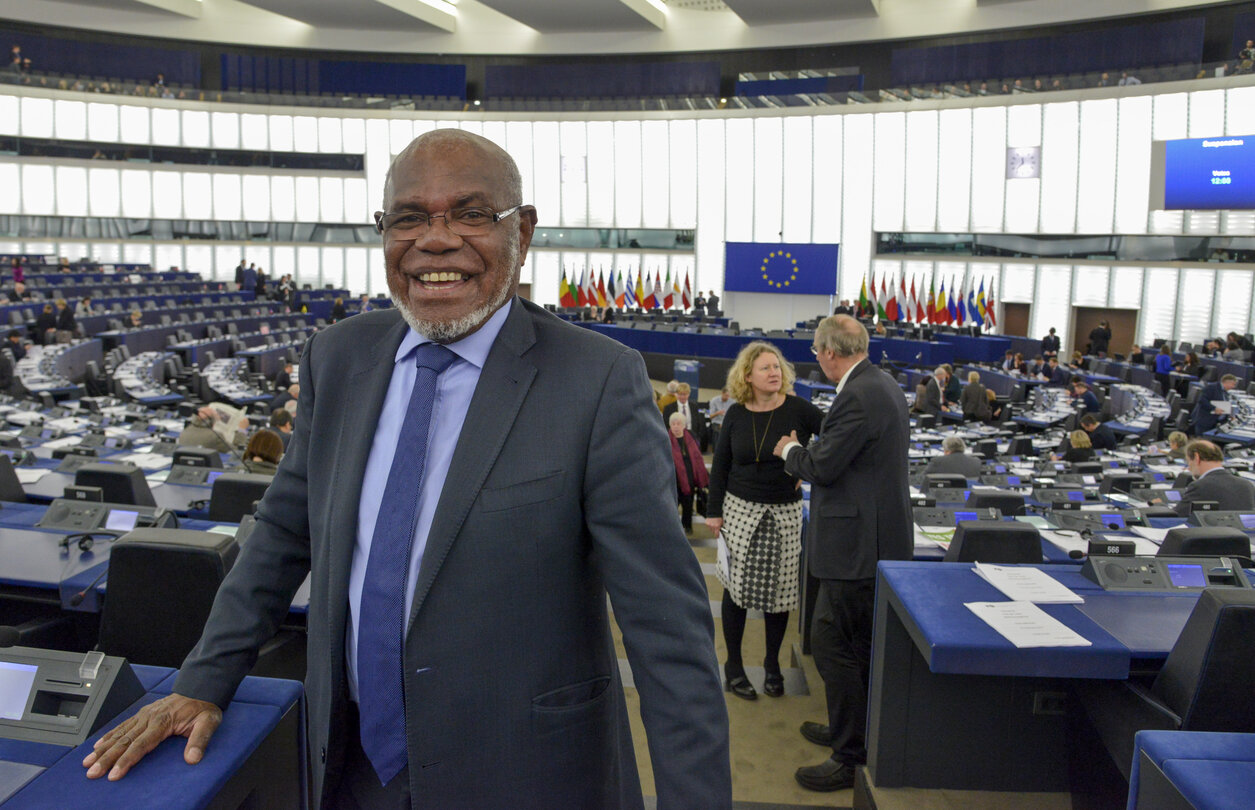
[
  {"xmin": 724, "ymin": 675, "xmax": 757, "ymax": 701},
  {"xmin": 800, "ymin": 721, "xmax": 834, "ymax": 746},
  {"xmin": 794, "ymin": 757, "xmax": 855, "ymax": 792},
  {"xmin": 763, "ymin": 671, "xmax": 784, "ymax": 697}
]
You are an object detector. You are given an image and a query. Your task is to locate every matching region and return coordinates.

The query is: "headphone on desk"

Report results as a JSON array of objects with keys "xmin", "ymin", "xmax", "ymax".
[{"xmin": 58, "ymin": 531, "xmax": 121, "ymax": 554}]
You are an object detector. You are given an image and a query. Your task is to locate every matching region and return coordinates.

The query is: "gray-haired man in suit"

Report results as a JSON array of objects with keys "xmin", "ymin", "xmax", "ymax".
[
  {"xmin": 1167, "ymin": 439, "xmax": 1255, "ymax": 516},
  {"xmin": 85, "ymin": 129, "xmax": 730, "ymax": 808}
]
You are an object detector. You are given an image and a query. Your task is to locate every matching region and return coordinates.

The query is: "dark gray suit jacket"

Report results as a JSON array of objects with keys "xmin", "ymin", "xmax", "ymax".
[
  {"xmin": 174, "ymin": 299, "xmax": 730, "ymax": 808},
  {"xmin": 924, "ymin": 452, "xmax": 983, "ymax": 479},
  {"xmin": 784, "ymin": 360, "xmax": 913, "ymax": 580},
  {"xmin": 1175, "ymin": 468, "xmax": 1255, "ymax": 515},
  {"xmin": 920, "ymin": 378, "xmax": 943, "ymax": 416}
]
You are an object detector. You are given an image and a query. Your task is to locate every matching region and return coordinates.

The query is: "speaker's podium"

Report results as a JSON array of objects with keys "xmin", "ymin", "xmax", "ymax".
[{"xmin": 0, "ymin": 648, "xmax": 305, "ymax": 809}]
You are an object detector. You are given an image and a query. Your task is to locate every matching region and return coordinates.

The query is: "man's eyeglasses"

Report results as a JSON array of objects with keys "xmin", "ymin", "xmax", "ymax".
[{"xmin": 373, "ymin": 205, "xmax": 530, "ymax": 239}]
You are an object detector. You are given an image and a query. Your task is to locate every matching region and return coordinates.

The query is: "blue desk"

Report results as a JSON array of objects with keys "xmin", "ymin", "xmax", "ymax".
[
  {"xmin": 935, "ymin": 333, "xmax": 1011, "ymax": 363},
  {"xmin": 1130, "ymin": 730, "xmax": 1255, "ymax": 810},
  {"xmin": 0, "ymin": 665, "xmax": 305, "ymax": 810}
]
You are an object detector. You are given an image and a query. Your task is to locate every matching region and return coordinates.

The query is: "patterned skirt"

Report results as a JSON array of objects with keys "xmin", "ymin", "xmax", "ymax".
[{"xmin": 715, "ymin": 492, "xmax": 803, "ymax": 613}]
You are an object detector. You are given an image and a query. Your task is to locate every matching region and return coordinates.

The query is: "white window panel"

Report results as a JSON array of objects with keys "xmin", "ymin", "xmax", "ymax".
[
  {"xmin": 23, "ymin": 165, "xmax": 55, "ymax": 215},
  {"xmin": 154, "ymin": 244, "xmax": 183, "ymax": 273},
  {"xmin": 1115, "ymin": 97, "xmax": 1153, "ymax": 234},
  {"xmin": 1150, "ymin": 210, "xmax": 1184, "ymax": 234},
  {"xmin": 812, "ymin": 115, "xmax": 842, "ymax": 244},
  {"xmin": 872, "ymin": 111, "xmax": 905, "ymax": 233},
  {"xmin": 904, "ymin": 110, "xmax": 939, "ymax": 232},
  {"xmin": 318, "ymin": 118, "xmax": 342, "ymax": 153},
  {"xmin": 183, "ymin": 244, "xmax": 212, "ymax": 276},
  {"xmin": 1224, "ymin": 212, "xmax": 1255, "ymax": 235},
  {"xmin": 612, "ymin": 120, "xmax": 643, "ymax": 230},
  {"xmin": 54, "ymin": 100, "xmax": 87, "ymax": 141},
  {"xmin": 781, "ymin": 117, "xmax": 813, "ymax": 244},
  {"xmin": 241, "ymin": 175, "xmax": 271, "ymax": 221},
  {"xmin": 937, "ymin": 108, "xmax": 972, "ymax": 233},
  {"xmin": 250, "ymin": 246, "xmax": 274, "ymax": 281},
  {"xmin": 368, "ymin": 247, "xmax": 386, "ymax": 296},
  {"xmin": 214, "ymin": 245, "xmax": 241, "ymax": 282},
  {"xmin": 1003, "ymin": 179, "xmax": 1040, "ymax": 234},
  {"xmin": 181, "ymin": 110, "xmax": 210, "ymax": 148},
  {"xmin": 505, "ymin": 122, "xmax": 534, "ymax": 209},
  {"xmin": 1227, "ymin": 86, "xmax": 1255, "ymax": 136},
  {"xmin": 1176, "ymin": 268, "xmax": 1215, "ymax": 345},
  {"xmin": 1188, "ymin": 89, "xmax": 1226, "ymax": 139},
  {"xmin": 344, "ymin": 248, "xmax": 368, "ymax": 295},
  {"xmin": 342, "ymin": 117, "xmax": 366, "ymax": 154},
  {"xmin": 364, "ymin": 118, "xmax": 391, "ymax": 213},
  {"xmin": 297, "ymin": 246, "xmax": 321, "ymax": 288},
  {"xmin": 999, "ymin": 262, "xmax": 1035, "ymax": 302},
  {"xmin": 211, "ymin": 112, "xmax": 240, "ymax": 150},
  {"xmin": 1077, "ymin": 99, "xmax": 1118, "ymax": 234},
  {"xmin": 152, "ymin": 171, "xmax": 182, "ymax": 219},
  {"xmin": 388, "ymin": 119, "xmax": 412, "ymax": 157},
  {"xmin": 1110, "ymin": 266, "xmax": 1143, "ymax": 309},
  {"xmin": 122, "ymin": 243, "xmax": 152, "ymax": 266},
  {"xmin": 559, "ymin": 121, "xmax": 588, "ymax": 228},
  {"xmin": 1006, "ymin": 104, "xmax": 1042, "ymax": 147},
  {"xmin": 271, "ymin": 246, "xmax": 295, "ymax": 287},
  {"xmin": 458, "ymin": 121, "xmax": 482, "ymax": 136},
  {"xmin": 241, "ymin": 113, "xmax": 268, "ymax": 150},
  {"xmin": 0, "ymin": 164, "xmax": 18, "ymax": 215},
  {"xmin": 533, "ymin": 121, "xmax": 562, "ymax": 229},
  {"xmin": 20, "ymin": 97, "xmax": 53, "ymax": 138},
  {"xmin": 58, "ymin": 242, "xmax": 88, "ymax": 263},
  {"xmin": 1215, "ymin": 270, "xmax": 1253, "ymax": 337},
  {"xmin": 695, "ymin": 118, "xmax": 726, "ymax": 299},
  {"xmin": 212, "ymin": 174, "xmax": 242, "ymax": 221},
  {"xmin": 119, "ymin": 105, "xmax": 149, "ymax": 144},
  {"xmin": 1152, "ymin": 93, "xmax": 1188, "ymax": 141},
  {"xmin": 414, "ymin": 121, "xmax": 437, "ymax": 139},
  {"xmin": 586, "ymin": 121, "xmax": 615, "ymax": 228},
  {"xmin": 90, "ymin": 243, "xmax": 121, "ymax": 264},
  {"xmin": 151, "ymin": 107, "xmax": 179, "ymax": 146},
  {"xmin": 724, "ymin": 118, "xmax": 753, "ymax": 240},
  {"xmin": 1072, "ymin": 265, "xmax": 1108, "ymax": 306},
  {"xmin": 970, "ymin": 106, "xmax": 1006, "ymax": 232},
  {"xmin": 1030, "ymin": 264, "xmax": 1072, "ymax": 350},
  {"xmin": 88, "ymin": 168, "xmax": 120, "ymax": 217},
  {"xmin": 269, "ymin": 115, "xmax": 295, "ymax": 153},
  {"xmin": 293, "ymin": 116, "xmax": 319, "ymax": 152},
  {"xmin": 1040, "ymin": 102, "xmax": 1079, "ymax": 234},
  {"xmin": 841, "ymin": 114, "xmax": 875, "ymax": 301},
  {"xmin": 22, "ymin": 242, "xmax": 55, "ymax": 258},
  {"xmin": 344, "ymin": 178, "xmax": 369, "ymax": 225},
  {"xmin": 1186, "ymin": 211, "xmax": 1220, "ymax": 235},
  {"xmin": 1140, "ymin": 267, "xmax": 1179, "ymax": 345},
  {"xmin": 670, "ymin": 119, "xmax": 698, "ymax": 231},
  {"xmin": 183, "ymin": 173, "xmax": 212, "ymax": 220},
  {"xmin": 295, "ymin": 176, "xmax": 320, "ymax": 222},
  {"xmin": 642, "ymin": 120, "xmax": 670, "ymax": 229},
  {"xmin": 270, "ymin": 175, "xmax": 296, "ymax": 222},
  {"xmin": 0, "ymin": 96, "xmax": 17, "ymax": 136},
  {"xmin": 752, "ymin": 117, "xmax": 783, "ymax": 242},
  {"xmin": 321, "ymin": 247, "xmax": 344, "ymax": 290},
  {"xmin": 319, "ymin": 177, "xmax": 344, "ymax": 223},
  {"xmin": 55, "ymin": 166, "xmax": 88, "ymax": 217},
  {"xmin": 527, "ymin": 252, "xmax": 558, "ymax": 308},
  {"xmin": 87, "ymin": 102, "xmax": 118, "ymax": 143}
]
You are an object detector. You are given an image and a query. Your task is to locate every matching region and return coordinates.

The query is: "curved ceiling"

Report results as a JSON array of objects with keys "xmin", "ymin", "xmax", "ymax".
[{"xmin": 0, "ymin": 0, "xmax": 1237, "ymax": 56}]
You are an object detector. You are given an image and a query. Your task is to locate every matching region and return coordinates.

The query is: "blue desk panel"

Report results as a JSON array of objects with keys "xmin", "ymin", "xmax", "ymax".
[{"xmin": 1131, "ymin": 731, "xmax": 1255, "ymax": 810}]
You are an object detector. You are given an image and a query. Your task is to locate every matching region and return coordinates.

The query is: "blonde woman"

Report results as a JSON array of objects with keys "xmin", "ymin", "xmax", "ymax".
[{"xmin": 706, "ymin": 342, "xmax": 823, "ymax": 700}]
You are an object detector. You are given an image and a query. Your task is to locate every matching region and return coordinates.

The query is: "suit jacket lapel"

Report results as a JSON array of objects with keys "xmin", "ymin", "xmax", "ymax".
[{"xmin": 408, "ymin": 299, "xmax": 539, "ymax": 626}]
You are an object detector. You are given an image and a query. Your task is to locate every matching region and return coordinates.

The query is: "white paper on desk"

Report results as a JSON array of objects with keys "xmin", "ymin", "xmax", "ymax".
[
  {"xmin": 14, "ymin": 468, "xmax": 48, "ymax": 484},
  {"xmin": 115, "ymin": 452, "xmax": 171, "ymax": 471},
  {"xmin": 1212, "ymin": 400, "xmax": 1233, "ymax": 414},
  {"xmin": 972, "ymin": 562, "xmax": 1084, "ymax": 603},
  {"xmin": 1146, "ymin": 463, "xmax": 1184, "ymax": 475},
  {"xmin": 965, "ymin": 601, "xmax": 1092, "ymax": 648},
  {"xmin": 1130, "ymin": 525, "xmax": 1185, "ymax": 544},
  {"xmin": 914, "ymin": 524, "xmax": 954, "ymax": 548},
  {"xmin": 1040, "ymin": 530, "xmax": 1090, "ymax": 557},
  {"xmin": 40, "ymin": 437, "xmax": 80, "ymax": 450}
]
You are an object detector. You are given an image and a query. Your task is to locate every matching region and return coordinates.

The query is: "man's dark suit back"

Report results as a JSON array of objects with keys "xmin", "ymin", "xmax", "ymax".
[
  {"xmin": 1191, "ymin": 381, "xmax": 1227, "ymax": 434},
  {"xmin": 1175, "ymin": 469, "xmax": 1255, "ymax": 514},
  {"xmin": 920, "ymin": 378, "xmax": 943, "ymax": 416}
]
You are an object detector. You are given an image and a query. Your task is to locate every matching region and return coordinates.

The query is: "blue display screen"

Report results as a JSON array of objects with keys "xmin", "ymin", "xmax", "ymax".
[
  {"xmin": 1101, "ymin": 513, "xmax": 1126, "ymax": 529},
  {"xmin": 1153, "ymin": 473, "xmax": 1165, "ymax": 482},
  {"xmin": 995, "ymin": 465, "xmax": 1007, "ymax": 473},
  {"xmin": 1165, "ymin": 490, "xmax": 1182, "ymax": 502},
  {"xmin": 1166, "ymin": 563, "xmax": 1207, "ymax": 588},
  {"xmin": 207, "ymin": 470, "xmax": 225, "ymax": 485},
  {"xmin": 1007, "ymin": 476, "xmax": 1021, "ymax": 486},
  {"xmin": 1067, "ymin": 490, "xmax": 1086, "ymax": 501},
  {"xmin": 1240, "ymin": 514, "xmax": 1255, "ymax": 530},
  {"xmin": 1164, "ymin": 137, "xmax": 1255, "ymax": 210},
  {"xmin": 954, "ymin": 511, "xmax": 978, "ymax": 524}
]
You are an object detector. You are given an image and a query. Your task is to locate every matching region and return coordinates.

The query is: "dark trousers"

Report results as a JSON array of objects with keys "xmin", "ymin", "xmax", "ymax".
[
  {"xmin": 811, "ymin": 578, "xmax": 876, "ymax": 766},
  {"xmin": 678, "ymin": 487, "xmax": 694, "ymax": 530},
  {"xmin": 325, "ymin": 703, "xmax": 411, "ymax": 810}
]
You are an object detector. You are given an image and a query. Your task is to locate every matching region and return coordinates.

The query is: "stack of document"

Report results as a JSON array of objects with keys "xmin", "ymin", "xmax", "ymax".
[
  {"xmin": 972, "ymin": 562, "xmax": 1083, "ymax": 603},
  {"xmin": 964, "ymin": 602, "xmax": 1092, "ymax": 648}
]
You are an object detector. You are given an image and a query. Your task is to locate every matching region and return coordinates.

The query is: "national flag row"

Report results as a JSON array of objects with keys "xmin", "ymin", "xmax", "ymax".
[
  {"xmin": 559, "ymin": 267, "xmax": 695, "ymax": 310},
  {"xmin": 855, "ymin": 271, "xmax": 997, "ymax": 329}
]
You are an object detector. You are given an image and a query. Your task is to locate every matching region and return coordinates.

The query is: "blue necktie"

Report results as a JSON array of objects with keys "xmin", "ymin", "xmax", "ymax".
[{"xmin": 357, "ymin": 342, "xmax": 457, "ymax": 785}]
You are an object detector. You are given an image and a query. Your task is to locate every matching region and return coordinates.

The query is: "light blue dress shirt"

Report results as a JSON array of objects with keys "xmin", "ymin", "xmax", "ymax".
[{"xmin": 345, "ymin": 300, "xmax": 512, "ymax": 702}]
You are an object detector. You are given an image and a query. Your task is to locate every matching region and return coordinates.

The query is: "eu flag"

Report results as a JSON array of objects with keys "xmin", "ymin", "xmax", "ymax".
[{"xmin": 724, "ymin": 242, "xmax": 839, "ymax": 295}]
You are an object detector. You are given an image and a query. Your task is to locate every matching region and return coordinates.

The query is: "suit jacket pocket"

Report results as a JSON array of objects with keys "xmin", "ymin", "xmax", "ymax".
[
  {"xmin": 479, "ymin": 470, "xmax": 564, "ymax": 513},
  {"xmin": 819, "ymin": 501, "xmax": 858, "ymax": 518},
  {"xmin": 531, "ymin": 675, "xmax": 613, "ymax": 737}
]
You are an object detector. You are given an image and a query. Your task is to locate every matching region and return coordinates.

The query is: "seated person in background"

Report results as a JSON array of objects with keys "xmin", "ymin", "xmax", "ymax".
[
  {"xmin": 1000, "ymin": 350, "xmax": 1016, "ymax": 372},
  {"xmin": 128, "ymin": 309, "xmax": 143, "ymax": 329},
  {"xmin": 33, "ymin": 303, "xmax": 56, "ymax": 344},
  {"xmin": 1027, "ymin": 355, "xmax": 1046, "ymax": 377},
  {"xmin": 357, "ymin": 293, "xmax": 372, "ymax": 313},
  {"xmin": 1069, "ymin": 350, "xmax": 1087, "ymax": 370},
  {"xmin": 1222, "ymin": 338, "xmax": 1245, "ymax": 362},
  {"xmin": 1202, "ymin": 339, "xmax": 1223, "ymax": 358},
  {"xmin": 329, "ymin": 296, "xmax": 347, "ymax": 322},
  {"xmin": 79, "ymin": 297, "xmax": 95, "ymax": 316},
  {"xmin": 242, "ymin": 429, "xmax": 284, "ymax": 476},
  {"xmin": 271, "ymin": 383, "xmax": 299, "ymax": 413},
  {"xmin": 941, "ymin": 363, "xmax": 961, "ymax": 406},
  {"xmin": 668, "ymin": 412, "xmax": 709, "ymax": 533},
  {"xmin": 874, "ymin": 321, "xmax": 887, "ymax": 337},
  {"xmin": 1227, "ymin": 331, "xmax": 1254, "ymax": 352},
  {"xmin": 600, "ymin": 306, "xmax": 615, "ymax": 324},
  {"xmin": 1151, "ymin": 439, "xmax": 1255, "ymax": 515},
  {"xmin": 178, "ymin": 405, "xmax": 238, "ymax": 454},
  {"xmin": 273, "ymin": 361, "xmax": 293, "ymax": 392},
  {"xmin": 959, "ymin": 371, "xmax": 992, "ymax": 422},
  {"xmin": 656, "ymin": 379, "xmax": 679, "ymax": 413},
  {"xmin": 1163, "ymin": 430, "xmax": 1189, "ymax": 461},
  {"xmin": 6, "ymin": 331, "xmax": 25, "ymax": 362},
  {"xmin": 1055, "ymin": 429, "xmax": 1094, "ymax": 463},
  {"xmin": 1043, "ymin": 356, "xmax": 1070, "ymax": 387},
  {"xmin": 269, "ymin": 408, "xmax": 293, "ymax": 450},
  {"xmin": 924, "ymin": 435, "xmax": 983, "ymax": 478},
  {"xmin": 1080, "ymin": 413, "xmax": 1117, "ymax": 451},
  {"xmin": 1070, "ymin": 378, "xmax": 1100, "ymax": 413},
  {"xmin": 1012, "ymin": 351, "xmax": 1028, "ymax": 375},
  {"xmin": 1129, "ymin": 344, "xmax": 1147, "ymax": 365},
  {"xmin": 55, "ymin": 298, "xmax": 76, "ymax": 339},
  {"xmin": 910, "ymin": 381, "xmax": 930, "ymax": 414},
  {"xmin": 1190, "ymin": 373, "xmax": 1239, "ymax": 435},
  {"xmin": 1179, "ymin": 351, "xmax": 1204, "ymax": 378},
  {"xmin": 986, "ymin": 389, "xmax": 1005, "ymax": 422}
]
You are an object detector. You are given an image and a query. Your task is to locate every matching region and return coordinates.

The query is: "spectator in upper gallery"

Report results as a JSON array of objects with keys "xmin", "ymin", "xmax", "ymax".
[
  {"xmin": 1032, "ymin": 78, "xmax": 1044, "ymax": 92},
  {"xmin": 154, "ymin": 73, "xmax": 165, "ymax": 89},
  {"xmin": 1050, "ymin": 78, "xmax": 1066, "ymax": 91},
  {"xmin": 1088, "ymin": 320, "xmax": 1112, "ymax": 356},
  {"xmin": 1041, "ymin": 327, "xmax": 1061, "ymax": 359},
  {"xmin": 1241, "ymin": 40, "xmax": 1255, "ymax": 62},
  {"xmin": 977, "ymin": 82, "xmax": 990, "ymax": 95},
  {"xmin": 1223, "ymin": 338, "xmax": 1245, "ymax": 363},
  {"xmin": 1070, "ymin": 378, "xmax": 1100, "ymax": 414},
  {"xmin": 1097, "ymin": 72, "xmax": 1112, "ymax": 87},
  {"xmin": 1227, "ymin": 331, "xmax": 1254, "ymax": 352},
  {"xmin": 1118, "ymin": 71, "xmax": 1142, "ymax": 86},
  {"xmin": 999, "ymin": 82, "xmax": 1011, "ymax": 94},
  {"xmin": 1012, "ymin": 79, "xmax": 1026, "ymax": 93},
  {"xmin": 7, "ymin": 45, "xmax": 22, "ymax": 73}
]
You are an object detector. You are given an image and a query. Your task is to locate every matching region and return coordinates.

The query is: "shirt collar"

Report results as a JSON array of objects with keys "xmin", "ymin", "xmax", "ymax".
[
  {"xmin": 395, "ymin": 298, "xmax": 513, "ymax": 369},
  {"xmin": 833, "ymin": 357, "xmax": 866, "ymax": 398}
]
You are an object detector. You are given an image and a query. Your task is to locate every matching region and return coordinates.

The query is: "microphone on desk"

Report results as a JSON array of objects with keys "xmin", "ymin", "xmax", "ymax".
[
  {"xmin": 0, "ymin": 625, "xmax": 20, "ymax": 647},
  {"xmin": 1068, "ymin": 549, "xmax": 1085, "ymax": 560},
  {"xmin": 69, "ymin": 566, "xmax": 112, "ymax": 607}
]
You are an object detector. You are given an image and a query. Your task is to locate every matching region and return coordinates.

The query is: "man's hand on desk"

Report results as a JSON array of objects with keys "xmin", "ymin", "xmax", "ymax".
[
  {"xmin": 83, "ymin": 693, "xmax": 222, "ymax": 781},
  {"xmin": 773, "ymin": 430, "xmax": 799, "ymax": 459}
]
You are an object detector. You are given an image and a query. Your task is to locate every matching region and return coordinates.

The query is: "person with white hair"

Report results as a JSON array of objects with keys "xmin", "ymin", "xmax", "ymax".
[{"xmin": 923, "ymin": 435, "xmax": 983, "ymax": 478}]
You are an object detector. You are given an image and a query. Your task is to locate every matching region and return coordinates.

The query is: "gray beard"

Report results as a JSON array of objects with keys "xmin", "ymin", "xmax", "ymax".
[{"xmin": 390, "ymin": 276, "xmax": 514, "ymax": 344}]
